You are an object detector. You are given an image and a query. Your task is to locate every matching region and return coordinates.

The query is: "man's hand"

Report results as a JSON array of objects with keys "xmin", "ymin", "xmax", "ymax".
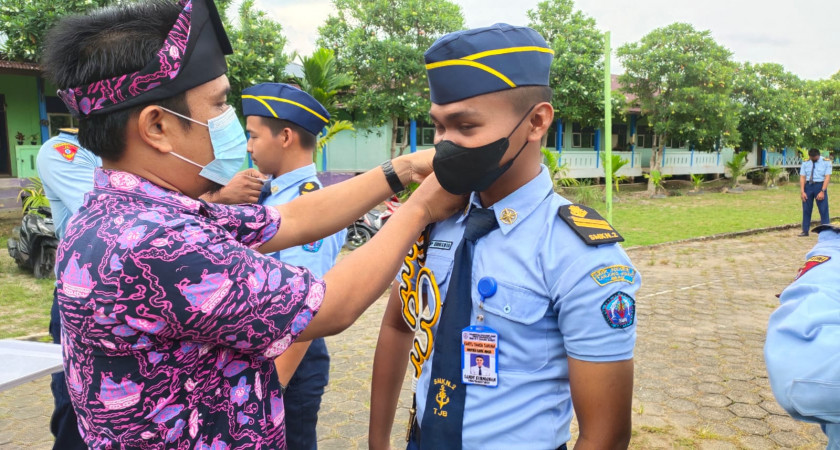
[
  {"xmin": 801, "ymin": 191, "xmax": 808, "ymax": 202},
  {"xmin": 403, "ymin": 173, "xmax": 466, "ymax": 223},
  {"xmin": 201, "ymin": 169, "xmax": 266, "ymax": 205},
  {"xmin": 817, "ymin": 191, "xmax": 825, "ymax": 201},
  {"xmin": 393, "ymin": 149, "xmax": 435, "ymax": 186}
]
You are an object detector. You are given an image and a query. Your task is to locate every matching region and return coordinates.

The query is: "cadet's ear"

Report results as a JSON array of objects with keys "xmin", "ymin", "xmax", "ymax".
[
  {"xmin": 137, "ymin": 105, "xmax": 176, "ymax": 154},
  {"xmin": 280, "ymin": 127, "xmax": 297, "ymax": 149},
  {"xmin": 527, "ymin": 102, "xmax": 555, "ymax": 143}
]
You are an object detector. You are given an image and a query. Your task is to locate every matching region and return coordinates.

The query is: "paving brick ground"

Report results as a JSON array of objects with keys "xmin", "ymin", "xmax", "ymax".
[{"xmin": 0, "ymin": 227, "xmax": 831, "ymax": 449}]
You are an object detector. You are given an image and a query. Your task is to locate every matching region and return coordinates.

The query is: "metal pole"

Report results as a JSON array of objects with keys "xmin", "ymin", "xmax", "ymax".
[
  {"xmin": 604, "ymin": 31, "xmax": 613, "ymax": 222},
  {"xmin": 410, "ymin": 119, "xmax": 417, "ymax": 153}
]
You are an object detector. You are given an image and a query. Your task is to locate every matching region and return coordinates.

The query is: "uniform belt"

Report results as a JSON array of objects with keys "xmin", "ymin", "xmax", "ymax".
[{"xmin": 806, "ymin": 181, "xmax": 822, "ymax": 184}]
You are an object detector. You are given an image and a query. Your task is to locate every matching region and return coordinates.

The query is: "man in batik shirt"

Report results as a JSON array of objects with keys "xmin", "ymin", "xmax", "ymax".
[{"xmin": 41, "ymin": 0, "xmax": 460, "ymax": 448}]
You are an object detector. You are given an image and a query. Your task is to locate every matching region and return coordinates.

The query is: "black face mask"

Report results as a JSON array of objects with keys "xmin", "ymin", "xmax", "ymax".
[{"xmin": 433, "ymin": 105, "xmax": 536, "ymax": 195}]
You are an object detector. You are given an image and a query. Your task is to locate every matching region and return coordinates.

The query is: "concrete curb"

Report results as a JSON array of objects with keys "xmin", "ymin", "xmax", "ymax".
[{"xmin": 626, "ymin": 216, "xmax": 840, "ymax": 252}]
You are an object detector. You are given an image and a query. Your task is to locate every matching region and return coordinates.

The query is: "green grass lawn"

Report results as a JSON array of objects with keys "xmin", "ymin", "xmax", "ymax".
[
  {"xmin": 0, "ymin": 180, "xmax": 838, "ymax": 338},
  {"xmin": 593, "ymin": 182, "xmax": 840, "ymax": 247}
]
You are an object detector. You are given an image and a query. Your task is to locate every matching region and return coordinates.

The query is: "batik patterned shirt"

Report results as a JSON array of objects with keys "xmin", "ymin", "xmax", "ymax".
[{"xmin": 56, "ymin": 168, "xmax": 324, "ymax": 449}]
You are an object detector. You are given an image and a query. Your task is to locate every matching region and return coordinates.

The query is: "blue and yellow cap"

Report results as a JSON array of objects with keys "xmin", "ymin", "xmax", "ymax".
[
  {"xmin": 424, "ymin": 23, "xmax": 554, "ymax": 105},
  {"xmin": 242, "ymin": 83, "xmax": 330, "ymax": 136}
]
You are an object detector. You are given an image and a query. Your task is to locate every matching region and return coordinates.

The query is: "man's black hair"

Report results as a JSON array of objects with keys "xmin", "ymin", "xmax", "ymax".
[
  {"xmin": 41, "ymin": 0, "xmax": 192, "ymax": 161},
  {"xmin": 501, "ymin": 85, "xmax": 554, "ymax": 114},
  {"xmin": 809, "ymin": 148, "xmax": 821, "ymax": 157},
  {"xmin": 259, "ymin": 117, "xmax": 318, "ymax": 150}
]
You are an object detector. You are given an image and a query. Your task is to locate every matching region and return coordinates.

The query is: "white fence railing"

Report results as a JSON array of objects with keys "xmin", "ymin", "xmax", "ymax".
[{"xmin": 555, "ymin": 150, "xmax": 643, "ymax": 179}]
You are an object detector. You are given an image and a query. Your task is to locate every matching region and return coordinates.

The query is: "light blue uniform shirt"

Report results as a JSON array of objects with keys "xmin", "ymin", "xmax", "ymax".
[
  {"xmin": 800, "ymin": 158, "xmax": 833, "ymax": 183},
  {"xmin": 35, "ymin": 130, "xmax": 101, "ymax": 239},
  {"xmin": 765, "ymin": 227, "xmax": 840, "ymax": 449},
  {"xmin": 413, "ymin": 166, "xmax": 640, "ymax": 449},
  {"xmin": 259, "ymin": 163, "xmax": 346, "ymax": 278}
]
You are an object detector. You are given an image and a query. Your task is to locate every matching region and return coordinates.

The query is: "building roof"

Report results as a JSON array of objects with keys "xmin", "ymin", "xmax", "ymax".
[
  {"xmin": 611, "ymin": 74, "xmax": 641, "ymax": 114},
  {"xmin": 0, "ymin": 60, "xmax": 41, "ymax": 76}
]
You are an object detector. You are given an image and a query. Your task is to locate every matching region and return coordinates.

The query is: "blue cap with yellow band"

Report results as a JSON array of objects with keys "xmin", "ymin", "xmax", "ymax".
[
  {"xmin": 242, "ymin": 83, "xmax": 330, "ymax": 136},
  {"xmin": 424, "ymin": 23, "xmax": 554, "ymax": 105}
]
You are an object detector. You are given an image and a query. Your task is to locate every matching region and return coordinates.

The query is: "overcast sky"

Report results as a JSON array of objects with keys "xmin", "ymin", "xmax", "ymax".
[{"xmin": 254, "ymin": 0, "xmax": 839, "ymax": 80}]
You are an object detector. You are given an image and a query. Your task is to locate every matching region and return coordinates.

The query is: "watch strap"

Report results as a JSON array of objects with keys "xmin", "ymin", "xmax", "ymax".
[{"xmin": 381, "ymin": 160, "xmax": 405, "ymax": 194}]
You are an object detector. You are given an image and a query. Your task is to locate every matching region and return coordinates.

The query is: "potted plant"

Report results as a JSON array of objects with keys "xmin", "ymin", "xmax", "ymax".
[
  {"xmin": 29, "ymin": 133, "xmax": 39, "ymax": 145},
  {"xmin": 15, "ymin": 131, "xmax": 24, "ymax": 145}
]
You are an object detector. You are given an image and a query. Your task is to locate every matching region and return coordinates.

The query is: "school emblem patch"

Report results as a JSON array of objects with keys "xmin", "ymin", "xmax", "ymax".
[
  {"xmin": 302, "ymin": 239, "xmax": 323, "ymax": 253},
  {"xmin": 601, "ymin": 291, "xmax": 635, "ymax": 329},
  {"xmin": 54, "ymin": 142, "xmax": 79, "ymax": 162},
  {"xmin": 558, "ymin": 204, "xmax": 624, "ymax": 246},
  {"xmin": 794, "ymin": 255, "xmax": 830, "ymax": 280},
  {"xmin": 298, "ymin": 181, "xmax": 320, "ymax": 195},
  {"xmin": 591, "ymin": 265, "xmax": 636, "ymax": 286}
]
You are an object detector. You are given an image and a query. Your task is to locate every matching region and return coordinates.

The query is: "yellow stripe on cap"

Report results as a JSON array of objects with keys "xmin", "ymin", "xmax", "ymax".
[
  {"xmin": 242, "ymin": 95, "xmax": 279, "ymax": 118},
  {"xmin": 461, "ymin": 46, "xmax": 555, "ymax": 61},
  {"xmin": 244, "ymin": 95, "xmax": 329, "ymax": 124},
  {"xmin": 425, "ymin": 60, "xmax": 517, "ymax": 88}
]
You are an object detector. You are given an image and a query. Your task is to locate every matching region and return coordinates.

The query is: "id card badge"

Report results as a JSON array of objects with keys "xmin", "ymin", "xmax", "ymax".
[{"xmin": 461, "ymin": 325, "xmax": 499, "ymax": 388}]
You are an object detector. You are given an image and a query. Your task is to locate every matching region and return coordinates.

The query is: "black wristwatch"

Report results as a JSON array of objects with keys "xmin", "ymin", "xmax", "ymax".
[{"xmin": 380, "ymin": 160, "xmax": 405, "ymax": 194}]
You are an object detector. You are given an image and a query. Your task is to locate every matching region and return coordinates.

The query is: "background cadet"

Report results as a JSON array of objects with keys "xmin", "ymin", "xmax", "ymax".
[
  {"xmin": 369, "ymin": 24, "xmax": 640, "ymax": 450},
  {"xmin": 765, "ymin": 223, "xmax": 840, "ymax": 448},
  {"xmin": 243, "ymin": 82, "xmax": 347, "ymax": 449},
  {"xmin": 36, "ymin": 127, "xmax": 100, "ymax": 449},
  {"xmin": 799, "ymin": 148, "xmax": 832, "ymax": 237}
]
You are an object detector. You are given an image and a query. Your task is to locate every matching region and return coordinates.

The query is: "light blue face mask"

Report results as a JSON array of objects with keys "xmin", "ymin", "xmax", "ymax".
[{"xmin": 160, "ymin": 106, "xmax": 247, "ymax": 186}]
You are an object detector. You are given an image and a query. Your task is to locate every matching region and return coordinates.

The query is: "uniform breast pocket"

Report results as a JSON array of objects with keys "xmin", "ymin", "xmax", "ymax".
[{"xmin": 481, "ymin": 281, "xmax": 552, "ymax": 373}]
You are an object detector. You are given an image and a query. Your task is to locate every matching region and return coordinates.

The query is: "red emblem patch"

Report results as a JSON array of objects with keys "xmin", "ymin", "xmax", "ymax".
[
  {"xmin": 795, "ymin": 255, "xmax": 830, "ymax": 280},
  {"xmin": 54, "ymin": 142, "xmax": 79, "ymax": 162}
]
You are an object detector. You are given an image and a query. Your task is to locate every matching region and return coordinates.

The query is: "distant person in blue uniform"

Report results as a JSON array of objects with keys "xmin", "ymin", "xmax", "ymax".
[
  {"xmin": 369, "ymin": 24, "xmax": 640, "ymax": 450},
  {"xmin": 799, "ymin": 148, "xmax": 832, "ymax": 237},
  {"xmin": 36, "ymin": 127, "xmax": 100, "ymax": 449},
  {"xmin": 765, "ymin": 223, "xmax": 840, "ymax": 448},
  {"xmin": 243, "ymin": 82, "xmax": 347, "ymax": 450}
]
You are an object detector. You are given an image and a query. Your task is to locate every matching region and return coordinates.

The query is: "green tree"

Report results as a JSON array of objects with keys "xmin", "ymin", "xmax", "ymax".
[
  {"xmin": 294, "ymin": 48, "xmax": 355, "ymax": 160},
  {"xmin": 318, "ymin": 0, "xmax": 464, "ymax": 158},
  {"xmin": 0, "ymin": 0, "xmax": 114, "ymax": 62},
  {"xmin": 221, "ymin": 0, "xmax": 290, "ymax": 115},
  {"xmin": 802, "ymin": 77, "xmax": 840, "ymax": 151},
  {"xmin": 617, "ymin": 23, "xmax": 740, "ymax": 193},
  {"xmin": 527, "ymin": 0, "xmax": 606, "ymax": 129},
  {"xmin": 733, "ymin": 62, "xmax": 807, "ymax": 152}
]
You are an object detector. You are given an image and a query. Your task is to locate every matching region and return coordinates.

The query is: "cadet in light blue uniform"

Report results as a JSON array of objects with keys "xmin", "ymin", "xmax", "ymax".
[
  {"xmin": 242, "ymin": 82, "xmax": 346, "ymax": 450},
  {"xmin": 370, "ymin": 24, "xmax": 640, "ymax": 450},
  {"xmin": 36, "ymin": 127, "xmax": 101, "ymax": 450},
  {"xmin": 799, "ymin": 148, "xmax": 832, "ymax": 236},
  {"xmin": 766, "ymin": 224, "xmax": 840, "ymax": 449}
]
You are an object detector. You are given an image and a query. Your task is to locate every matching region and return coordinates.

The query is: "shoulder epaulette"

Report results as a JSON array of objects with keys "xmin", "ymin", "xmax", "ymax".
[
  {"xmin": 557, "ymin": 204, "xmax": 624, "ymax": 246},
  {"xmin": 58, "ymin": 128, "xmax": 79, "ymax": 136},
  {"xmin": 298, "ymin": 181, "xmax": 321, "ymax": 195},
  {"xmin": 812, "ymin": 224, "xmax": 840, "ymax": 234}
]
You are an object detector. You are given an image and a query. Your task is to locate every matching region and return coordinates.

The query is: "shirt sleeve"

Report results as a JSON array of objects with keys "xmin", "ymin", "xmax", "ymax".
[
  {"xmin": 200, "ymin": 201, "xmax": 281, "ymax": 248},
  {"xmin": 825, "ymin": 161, "xmax": 833, "ymax": 176},
  {"xmin": 550, "ymin": 245, "xmax": 641, "ymax": 362},
  {"xmin": 37, "ymin": 142, "xmax": 100, "ymax": 215},
  {"xmin": 765, "ymin": 246, "xmax": 840, "ymax": 425}
]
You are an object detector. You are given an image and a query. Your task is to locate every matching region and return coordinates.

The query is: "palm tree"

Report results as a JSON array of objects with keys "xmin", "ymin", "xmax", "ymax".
[{"xmin": 295, "ymin": 48, "xmax": 355, "ymax": 158}]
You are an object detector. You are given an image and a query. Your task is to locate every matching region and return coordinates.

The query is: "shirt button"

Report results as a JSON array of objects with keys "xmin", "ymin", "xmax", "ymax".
[
  {"xmin": 476, "ymin": 314, "xmax": 485, "ymax": 322},
  {"xmin": 503, "ymin": 305, "xmax": 511, "ymax": 314}
]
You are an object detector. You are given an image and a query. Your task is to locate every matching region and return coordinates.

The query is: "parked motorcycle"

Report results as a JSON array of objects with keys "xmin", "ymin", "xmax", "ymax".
[
  {"xmin": 7, "ymin": 204, "xmax": 59, "ymax": 279},
  {"xmin": 344, "ymin": 196, "xmax": 401, "ymax": 250}
]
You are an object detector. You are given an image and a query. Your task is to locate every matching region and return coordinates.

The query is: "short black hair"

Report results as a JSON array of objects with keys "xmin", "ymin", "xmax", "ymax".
[
  {"xmin": 500, "ymin": 85, "xmax": 554, "ymax": 114},
  {"xmin": 259, "ymin": 117, "xmax": 318, "ymax": 150},
  {"xmin": 809, "ymin": 148, "xmax": 821, "ymax": 157},
  {"xmin": 41, "ymin": 0, "xmax": 191, "ymax": 161}
]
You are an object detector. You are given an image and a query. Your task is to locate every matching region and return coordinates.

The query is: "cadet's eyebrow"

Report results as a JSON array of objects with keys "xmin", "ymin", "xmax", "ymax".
[{"xmin": 429, "ymin": 109, "xmax": 481, "ymax": 123}]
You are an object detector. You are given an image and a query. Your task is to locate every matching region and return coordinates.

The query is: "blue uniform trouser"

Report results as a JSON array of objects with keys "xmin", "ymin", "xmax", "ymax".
[
  {"xmin": 49, "ymin": 289, "xmax": 87, "ymax": 450},
  {"xmin": 803, "ymin": 182, "xmax": 830, "ymax": 233},
  {"xmin": 283, "ymin": 337, "xmax": 330, "ymax": 450}
]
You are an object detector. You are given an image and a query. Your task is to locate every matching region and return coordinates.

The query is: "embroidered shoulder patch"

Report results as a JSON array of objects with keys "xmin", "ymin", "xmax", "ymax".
[
  {"xmin": 591, "ymin": 265, "xmax": 636, "ymax": 286},
  {"xmin": 54, "ymin": 142, "xmax": 79, "ymax": 162},
  {"xmin": 558, "ymin": 204, "xmax": 624, "ymax": 246},
  {"xmin": 794, "ymin": 255, "xmax": 830, "ymax": 280},
  {"xmin": 601, "ymin": 291, "xmax": 635, "ymax": 329},
  {"xmin": 302, "ymin": 239, "xmax": 323, "ymax": 253},
  {"xmin": 299, "ymin": 181, "xmax": 320, "ymax": 195}
]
